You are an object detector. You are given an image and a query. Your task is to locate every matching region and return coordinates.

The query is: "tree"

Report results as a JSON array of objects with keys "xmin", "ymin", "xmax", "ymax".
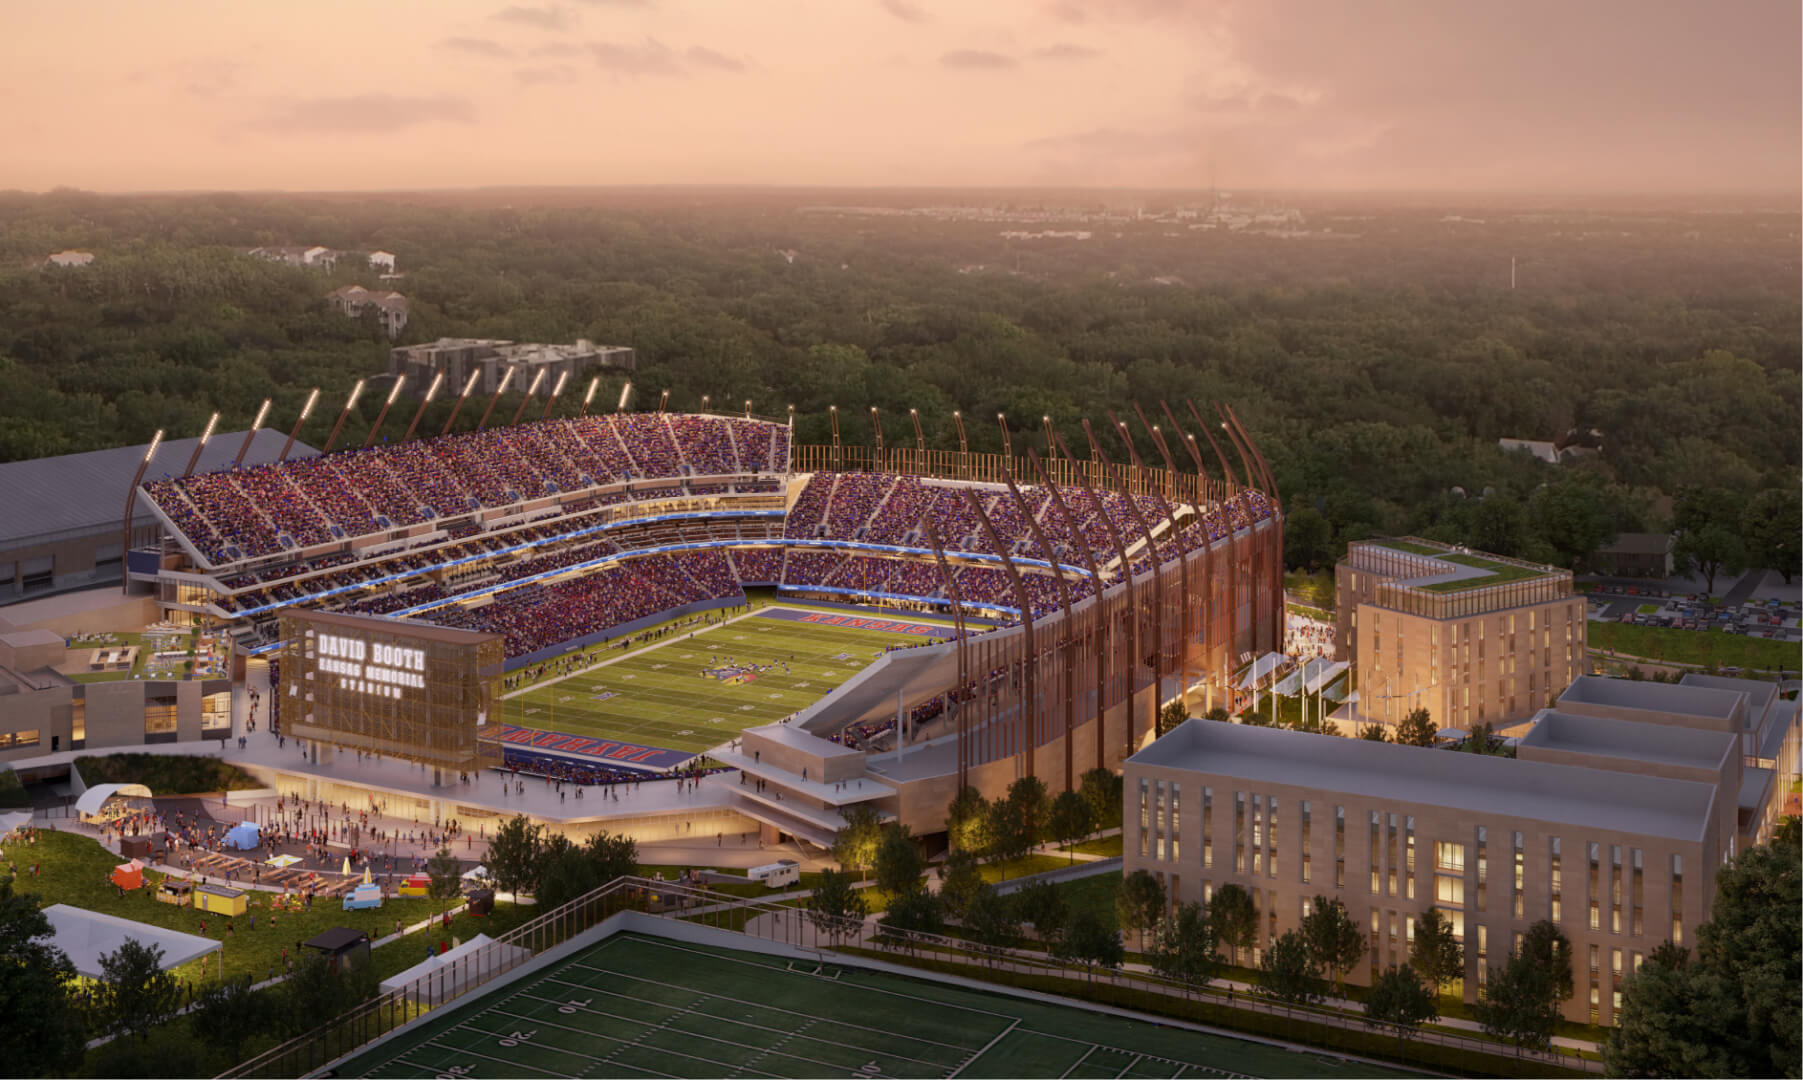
[
  {"xmin": 1468, "ymin": 494, "xmax": 1529, "ymax": 558},
  {"xmin": 1146, "ymin": 901, "xmax": 1218, "ymax": 997},
  {"xmin": 1012, "ymin": 878, "xmax": 1070, "ymax": 945},
  {"xmin": 1204, "ymin": 707, "xmax": 1232, "ymax": 723},
  {"xmin": 96, "ymin": 939, "xmax": 181, "ymax": 1042},
  {"xmin": 1603, "ymin": 943, "xmax": 1740, "ymax": 1078},
  {"xmin": 963, "ymin": 884, "xmax": 1022, "ymax": 964},
  {"xmin": 1408, "ymin": 906, "xmax": 1464, "ymax": 996},
  {"xmin": 1057, "ymin": 909, "xmax": 1124, "ymax": 981},
  {"xmin": 1078, "ymin": 768, "xmax": 1123, "ymax": 832},
  {"xmin": 1116, "ymin": 868, "xmax": 1166, "ymax": 951},
  {"xmin": 804, "ymin": 868, "xmax": 867, "ymax": 946},
  {"xmin": 873, "ymin": 825, "xmax": 925, "ymax": 898},
  {"xmin": 1005, "ymin": 775, "xmax": 1050, "ymax": 848},
  {"xmin": 876, "ymin": 888, "xmax": 943, "ymax": 949},
  {"xmin": 1283, "ymin": 505, "xmax": 1334, "ymax": 571},
  {"xmin": 833, "ymin": 804, "xmax": 884, "ymax": 882},
  {"xmin": 1519, "ymin": 919, "xmax": 1575, "ymax": 1004},
  {"xmin": 279, "ymin": 952, "xmax": 376, "ymax": 1038},
  {"xmin": 486, "ymin": 814, "xmax": 542, "ymax": 898},
  {"xmin": 1395, "ymin": 707, "xmax": 1436, "ymax": 747},
  {"xmin": 945, "ymin": 785, "xmax": 989, "ymax": 853},
  {"xmin": 584, "ymin": 830, "xmax": 638, "ymax": 884},
  {"xmin": 1157, "ymin": 699, "xmax": 1189, "ymax": 737},
  {"xmin": 1259, "ymin": 929, "xmax": 1323, "ymax": 1012},
  {"xmin": 535, "ymin": 834, "xmax": 594, "ymax": 912},
  {"xmin": 1207, "ymin": 882, "xmax": 1258, "ymax": 966},
  {"xmin": 1048, "ymin": 790, "xmax": 1095, "ymax": 862},
  {"xmin": 426, "ymin": 845, "xmax": 464, "ymax": 920},
  {"xmin": 1690, "ymin": 837, "xmax": 1801, "ymax": 1075},
  {"xmin": 1474, "ymin": 952, "xmax": 1561, "ymax": 1055},
  {"xmin": 0, "ymin": 877, "xmax": 86, "ymax": 1075},
  {"xmin": 190, "ymin": 974, "xmax": 259, "ymax": 1064},
  {"xmin": 1673, "ymin": 488, "xmax": 1749, "ymax": 594},
  {"xmin": 937, "ymin": 848, "xmax": 984, "ymax": 920},
  {"xmin": 1358, "ymin": 722, "xmax": 1390, "ymax": 742},
  {"xmin": 984, "ymin": 796, "xmax": 1034, "ymax": 871},
  {"xmin": 1529, "ymin": 471, "xmax": 1617, "ymax": 571},
  {"xmin": 1301, "ymin": 896, "xmax": 1365, "ymax": 994},
  {"xmin": 1741, "ymin": 488, "xmax": 1801, "ymax": 583},
  {"xmin": 1364, "ymin": 965, "xmax": 1438, "ymax": 1049}
]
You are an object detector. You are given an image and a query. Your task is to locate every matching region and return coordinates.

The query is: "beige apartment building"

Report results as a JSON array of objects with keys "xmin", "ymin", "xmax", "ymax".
[
  {"xmin": 1124, "ymin": 673, "xmax": 1797, "ymax": 1027},
  {"xmin": 1335, "ymin": 538, "xmax": 1586, "ymax": 732}
]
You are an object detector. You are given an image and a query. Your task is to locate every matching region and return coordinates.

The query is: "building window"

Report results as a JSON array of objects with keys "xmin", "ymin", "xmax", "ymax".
[
  {"xmin": 1550, "ymin": 837, "xmax": 1563, "ymax": 923},
  {"xmin": 1477, "ymin": 924, "xmax": 1489, "ymax": 997},
  {"xmin": 1268, "ymin": 796, "xmax": 1279, "ymax": 879},
  {"xmin": 1475, "ymin": 826, "xmax": 1488, "ymax": 913},
  {"xmin": 1671, "ymin": 854, "xmax": 1683, "ymax": 945},
  {"xmin": 1369, "ymin": 811, "xmax": 1381, "ymax": 894},
  {"xmin": 144, "ymin": 697, "xmax": 178, "ymax": 736},
  {"xmin": 1234, "ymin": 792, "xmax": 1246, "ymax": 873},
  {"xmin": 1436, "ymin": 840, "xmax": 1466, "ymax": 873},
  {"xmin": 1300, "ymin": 801, "xmax": 1311, "ymax": 885},
  {"xmin": 1387, "ymin": 814, "xmax": 1399, "ymax": 897},
  {"xmin": 1631, "ymin": 848, "xmax": 1644, "ymax": 936},
  {"xmin": 1435, "ymin": 875, "xmax": 1465, "ymax": 905},
  {"xmin": 1512, "ymin": 831, "xmax": 1525, "ymax": 918},
  {"xmin": 1138, "ymin": 779, "xmax": 1149, "ymax": 857},
  {"xmin": 1334, "ymin": 805, "xmax": 1346, "ymax": 888},
  {"xmin": 1589, "ymin": 842, "xmax": 1601, "ymax": 931},
  {"xmin": 71, "ymin": 698, "xmax": 85, "ymax": 747},
  {"xmin": 1203, "ymin": 786, "xmax": 1213, "ymax": 869},
  {"xmin": 1405, "ymin": 816, "xmax": 1416, "ymax": 900},
  {"xmin": 1370, "ymin": 909, "xmax": 1381, "ymax": 977},
  {"xmin": 201, "ymin": 692, "xmax": 231, "ymax": 737},
  {"xmin": 0, "ymin": 731, "xmax": 39, "ymax": 749},
  {"xmin": 1610, "ymin": 845, "xmax": 1622, "ymax": 935},
  {"xmin": 1171, "ymin": 783, "xmax": 1181, "ymax": 863},
  {"xmin": 1155, "ymin": 780, "xmax": 1167, "ymax": 862},
  {"xmin": 1251, "ymin": 795, "xmax": 1264, "ymax": 876}
]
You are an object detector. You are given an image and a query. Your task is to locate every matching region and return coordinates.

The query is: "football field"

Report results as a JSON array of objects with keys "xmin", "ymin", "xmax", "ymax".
[
  {"xmin": 498, "ymin": 607, "xmax": 953, "ymax": 755},
  {"xmin": 339, "ymin": 933, "xmax": 1409, "ymax": 1079}
]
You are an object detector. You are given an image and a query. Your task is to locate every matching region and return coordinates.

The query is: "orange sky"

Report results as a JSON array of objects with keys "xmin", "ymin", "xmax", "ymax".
[{"xmin": 2, "ymin": 0, "xmax": 1796, "ymax": 193}]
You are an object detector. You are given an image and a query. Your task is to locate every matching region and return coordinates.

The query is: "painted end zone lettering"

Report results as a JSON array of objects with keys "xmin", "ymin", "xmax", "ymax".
[{"xmin": 776, "ymin": 609, "xmax": 945, "ymax": 637}]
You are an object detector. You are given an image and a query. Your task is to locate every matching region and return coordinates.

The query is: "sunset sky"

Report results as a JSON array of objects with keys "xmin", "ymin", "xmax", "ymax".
[{"xmin": 3, "ymin": 0, "xmax": 1796, "ymax": 194}]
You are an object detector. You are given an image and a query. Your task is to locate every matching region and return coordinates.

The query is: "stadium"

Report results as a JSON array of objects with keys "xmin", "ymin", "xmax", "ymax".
[{"xmin": 126, "ymin": 392, "xmax": 1283, "ymax": 842}]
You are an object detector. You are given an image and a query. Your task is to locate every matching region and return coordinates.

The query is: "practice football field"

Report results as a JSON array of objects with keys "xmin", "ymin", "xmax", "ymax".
[
  {"xmin": 339, "ymin": 933, "xmax": 1408, "ymax": 1079},
  {"xmin": 498, "ymin": 607, "xmax": 954, "ymax": 754}
]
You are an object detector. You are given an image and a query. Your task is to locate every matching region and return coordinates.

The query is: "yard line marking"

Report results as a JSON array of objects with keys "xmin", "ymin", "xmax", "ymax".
[
  {"xmin": 416, "ymin": 1043, "xmax": 572, "ymax": 1078},
  {"xmin": 1114, "ymin": 1052, "xmax": 1143, "ymax": 1078},
  {"xmin": 947, "ymin": 1018, "xmax": 1019, "ymax": 1079},
  {"xmin": 1059, "ymin": 1044, "xmax": 1099, "ymax": 1078}
]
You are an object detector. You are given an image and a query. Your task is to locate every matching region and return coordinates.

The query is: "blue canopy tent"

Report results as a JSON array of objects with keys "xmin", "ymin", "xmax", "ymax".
[{"xmin": 224, "ymin": 821, "xmax": 261, "ymax": 851}]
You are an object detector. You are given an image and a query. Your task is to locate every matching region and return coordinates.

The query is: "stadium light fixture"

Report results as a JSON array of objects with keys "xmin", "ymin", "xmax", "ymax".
[
  {"xmin": 477, "ymin": 367, "xmax": 516, "ymax": 430},
  {"xmin": 366, "ymin": 375, "xmax": 407, "ymax": 447},
  {"xmin": 404, "ymin": 373, "xmax": 442, "ymax": 443},
  {"xmin": 744, "ymin": 399, "xmax": 752, "ymax": 418},
  {"xmin": 616, "ymin": 380, "xmax": 632, "ymax": 414},
  {"xmin": 324, "ymin": 379, "xmax": 366, "ymax": 453},
  {"xmin": 461, "ymin": 369, "xmax": 482, "ymax": 398},
  {"xmin": 701, "ymin": 395, "xmax": 711, "ymax": 412},
  {"xmin": 121, "ymin": 427, "xmax": 167, "ymax": 594},
  {"xmin": 543, "ymin": 370, "xmax": 570, "ymax": 420},
  {"xmin": 281, "ymin": 389, "xmax": 319, "ymax": 462},
  {"xmin": 513, "ymin": 369, "xmax": 548, "ymax": 425},
  {"xmin": 235, "ymin": 398, "xmax": 273, "ymax": 466},
  {"xmin": 182, "ymin": 411, "xmax": 221, "ymax": 475},
  {"xmin": 442, "ymin": 369, "xmax": 483, "ymax": 436},
  {"xmin": 657, "ymin": 389, "xmax": 669, "ymax": 413}
]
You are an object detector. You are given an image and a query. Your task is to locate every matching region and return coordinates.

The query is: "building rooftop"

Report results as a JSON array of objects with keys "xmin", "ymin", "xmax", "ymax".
[
  {"xmin": 1518, "ymin": 709, "xmax": 1736, "ymax": 773},
  {"xmin": 1560, "ymin": 675, "xmax": 1742, "ymax": 720},
  {"xmin": 1678, "ymin": 673, "xmax": 1778, "ymax": 717},
  {"xmin": 1129, "ymin": 720, "xmax": 1719, "ymax": 843},
  {"xmin": 284, "ymin": 607, "xmax": 503, "ymax": 648},
  {"xmin": 0, "ymin": 429, "xmax": 312, "ymax": 549},
  {"xmin": 1342, "ymin": 538, "xmax": 1569, "ymax": 604}
]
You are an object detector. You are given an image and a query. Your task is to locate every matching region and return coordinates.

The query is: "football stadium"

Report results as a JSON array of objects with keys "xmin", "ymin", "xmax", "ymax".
[{"xmin": 122, "ymin": 395, "xmax": 1283, "ymax": 841}]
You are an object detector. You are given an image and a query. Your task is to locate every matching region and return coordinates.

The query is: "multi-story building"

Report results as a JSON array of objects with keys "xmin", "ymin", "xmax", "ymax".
[
  {"xmin": 388, "ymin": 338, "xmax": 636, "ymax": 399},
  {"xmin": 1335, "ymin": 538, "xmax": 1584, "ymax": 731},
  {"xmin": 325, "ymin": 285, "xmax": 410, "ymax": 339},
  {"xmin": 1124, "ymin": 673, "xmax": 1798, "ymax": 1027}
]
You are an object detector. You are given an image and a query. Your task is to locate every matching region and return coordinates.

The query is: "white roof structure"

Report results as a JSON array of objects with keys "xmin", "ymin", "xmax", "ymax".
[
  {"xmin": 0, "ymin": 810, "xmax": 33, "ymax": 834},
  {"xmin": 380, "ymin": 935, "xmax": 531, "ymax": 1002},
  {"xmin": 75, "ymin": 783, "xmax": 152, "ymax": 819},
  {"xmin": 1235, "ymin": 651, "xmax": 1289, "ymax": 690},
  {"xmin": 41, "ymin": 904, "xmax": 220, "ymax": 979}
]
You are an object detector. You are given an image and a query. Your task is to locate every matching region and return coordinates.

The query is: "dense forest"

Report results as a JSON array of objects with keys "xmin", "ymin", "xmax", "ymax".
[{"xmin": 0, "ymin": 188, "xmax": 1796, "ymax": 576}]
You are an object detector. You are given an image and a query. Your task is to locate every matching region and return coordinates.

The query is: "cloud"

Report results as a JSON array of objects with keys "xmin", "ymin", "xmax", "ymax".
[
  {"xmin": 256, "ymin": 94, "xmax": 477, "ymax": 135},
  {"xmin": 1023, "ymin": 126, "xmax": 1185, "ymax": 157},
  {"xmin": 588, "ymin": 39, "xmax": 684, "ymax": 77},
  {"xmin": 492, "ymin": 5, "xmax": 576, "ymax": 30},
  {"xmin": 684, "ymin": 45, "xmax": 746, "ymax": 72},
  {"xmin": 441, "ymin": 36, "xmax": 513, "ymax": 57},
  {"xmin": 530, "ymin": 41, "xmax": 584, "ymax": 56},
  {"xmin": 879, "ymin": 0, "xmax": 928, "ymax": 22},
  {"xmin": 938, "ymin": 49, "xmax": 1016, "ymax": 70},
  {"xmin": 1032, "ymin": 43, "xmax": 1101, "ymax": 60},
  {"xmin": 516, "ymin": 65, "xmax": 579, "ymax": 85}
]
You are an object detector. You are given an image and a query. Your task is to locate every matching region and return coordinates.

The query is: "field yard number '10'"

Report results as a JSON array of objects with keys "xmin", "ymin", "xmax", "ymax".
[{"xmin": 560, "ymin": 998, "xmax": 591, "ymax": 1014}]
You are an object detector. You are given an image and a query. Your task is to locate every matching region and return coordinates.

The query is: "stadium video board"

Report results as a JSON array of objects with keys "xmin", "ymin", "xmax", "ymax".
[{"xmin": 278, "ymin": 608, "xmax": 504, "ymax": 774}]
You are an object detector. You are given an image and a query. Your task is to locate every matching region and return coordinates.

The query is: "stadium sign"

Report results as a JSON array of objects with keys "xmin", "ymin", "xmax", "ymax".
[{"xmin": 315, "ymin": 633, "xmax": 427, "ymax": 699}]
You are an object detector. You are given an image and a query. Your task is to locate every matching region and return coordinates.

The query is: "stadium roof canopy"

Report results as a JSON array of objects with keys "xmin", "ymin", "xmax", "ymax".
[
  {"xmin": 0, "ymin": 429, "xmax": 315, "ymax": 549},
  {"xmin": 41, "ymin": 904, "xmax": 221, "ymax": 978},
  {"xmin": 75, "ymin": 782, "xmax": 152, "ymax": 818}
]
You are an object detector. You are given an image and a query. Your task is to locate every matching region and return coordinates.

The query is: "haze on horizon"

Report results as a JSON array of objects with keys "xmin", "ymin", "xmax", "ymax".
[{"xmin": 3, "ymin": 0, "xmax": 1797, "ymax": 196}]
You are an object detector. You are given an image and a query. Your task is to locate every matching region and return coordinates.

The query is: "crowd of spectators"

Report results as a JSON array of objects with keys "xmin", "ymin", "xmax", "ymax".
[{"xmin": 144, "ymin": 413, "xmax": 790, "ymax": 563}]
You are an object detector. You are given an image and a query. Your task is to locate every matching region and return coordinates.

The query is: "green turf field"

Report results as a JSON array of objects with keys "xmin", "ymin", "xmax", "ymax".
[
  {"xmin": 498, "ymin": 608, "xmax": 952, "ymax": 754},
  {"xmin": 339, "ymin": 933, "xmax": 1407, "ymax": 1079}
]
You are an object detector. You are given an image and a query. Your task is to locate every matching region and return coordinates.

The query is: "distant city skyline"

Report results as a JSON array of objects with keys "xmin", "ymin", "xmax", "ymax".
[{"xmin": 2, "ymin": 0, "xmax": 1796, "ymax": 195}]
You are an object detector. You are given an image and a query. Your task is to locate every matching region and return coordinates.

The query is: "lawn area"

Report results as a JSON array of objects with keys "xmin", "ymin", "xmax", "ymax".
[
  {"xmin": 1377, "ymin": 540, "xmax": 1447, "ymax": 556},
  {"xmin": 74, "ymin": 752, "xmax": 262, "ymax": 795},
  {"xmin": 1043, "ymin": 868, "xmax": 1122, "ymax": 924},
  {"xmin": 1589, "ymin": 620, "xmax": 1799, "ymax": 673},
  {"xmin": 9, "ymin": 830, "xmax": 501, "ymax": 985},
  {"xmin": 1420, "ymin": 553, "xmax": 1555, "ymax": 593},
  {"xmin": 1636, "ymin": 603, "xmax": 1661, "ymax": 614},
  {"xmin": 1282, "ymin": 569, "xmax": 1335, "ymax": 612},
  {"xmin": 500, "ymin": 606, "xmax": 954, "ymax": 753},
  {"xmin": 1060, "ymin": 834, "xmax": 1124, "ymax": 857},
  {"xmin": 980, "ymin": 851, "xmax": 1071, "ymax": 882}
]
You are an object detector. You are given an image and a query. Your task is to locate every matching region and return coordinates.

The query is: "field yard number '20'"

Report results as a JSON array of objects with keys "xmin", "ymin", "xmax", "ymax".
[
  {"xmin": 499, "ymin": 1030, "xmax": 537, "ymax": 1047},
  {"xmin": 434, "ymin": 1068, "xmax": 472, "ymax": 1080}
]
